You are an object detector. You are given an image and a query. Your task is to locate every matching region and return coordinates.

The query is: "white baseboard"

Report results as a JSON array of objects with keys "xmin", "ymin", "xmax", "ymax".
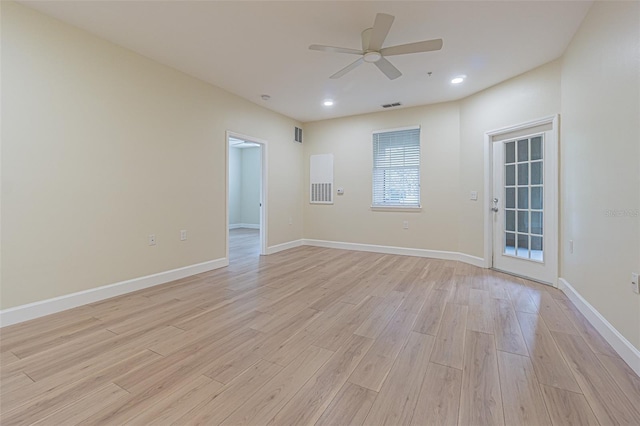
[
  {"xmin": 559, "ymin": 278, "xmax": 640, "ymax": 376},
  {"xmin": 229, "ymin": 223, "xmax": 259, "ymax": 230},
  {"xmin": 266, "ymin": 239, "xmax": 304, "ymax": 255},
  {"xmin": 0, "ymin": 258, "xmax": 229, "ymax": 328},
  {"xmin": 0, "ymin": 239, "xmax": 486, "ymax": 328},
  {"xmin": 458, "ymin": 253, "xmax": 487, "ymax": 268},
  {"xmin": 302, "ymin": 239, "xmax": 485, "ymax": 268}
]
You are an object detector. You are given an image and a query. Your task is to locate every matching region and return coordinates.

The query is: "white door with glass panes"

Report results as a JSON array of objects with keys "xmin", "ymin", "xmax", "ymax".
[{"xmin": 491, "ymin": 120, "xmax": 557, "ymax": 285}]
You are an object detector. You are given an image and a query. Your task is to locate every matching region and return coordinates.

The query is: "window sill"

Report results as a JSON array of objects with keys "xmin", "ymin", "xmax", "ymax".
[{"xmin": 370, "ymin": 206, "xmax": 422, "ymax": 212}]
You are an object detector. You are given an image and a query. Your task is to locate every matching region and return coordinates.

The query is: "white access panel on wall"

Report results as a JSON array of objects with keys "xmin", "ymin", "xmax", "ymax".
[{"xmin": 310, "ymin": 154, "xmax": 334, "ymax": 204}]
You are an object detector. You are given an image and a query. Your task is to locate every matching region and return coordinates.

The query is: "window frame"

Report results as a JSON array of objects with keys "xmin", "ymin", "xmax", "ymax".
[{"xmin": 371, "ymin": 125, "xmax": 422, "ymax": 211}]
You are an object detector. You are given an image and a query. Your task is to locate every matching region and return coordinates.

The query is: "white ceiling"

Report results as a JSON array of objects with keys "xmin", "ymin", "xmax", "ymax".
[{"xmin": 22, "ymin": 1, "xmax": 592, "ymax": 123}]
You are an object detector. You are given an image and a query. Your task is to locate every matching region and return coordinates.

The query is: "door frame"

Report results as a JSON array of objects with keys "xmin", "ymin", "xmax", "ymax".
[
  {"xmin": 226, "ymin": 130, "xmax": 268, "ymax": 259},
  {"xmin": 483, "ymin": 114, "xmax": 559, "ymax": 286}
]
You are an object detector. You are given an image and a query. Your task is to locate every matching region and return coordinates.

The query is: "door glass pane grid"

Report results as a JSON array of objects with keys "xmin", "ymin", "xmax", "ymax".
[{"xmin": 503, "ymin": 136, "xmax": 544, "ymax": 262}]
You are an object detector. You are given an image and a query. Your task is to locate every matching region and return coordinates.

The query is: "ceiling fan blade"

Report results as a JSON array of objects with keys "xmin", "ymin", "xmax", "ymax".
[
  {"xmin": 309, "ymin": 45, "xmax": 364, "ymax": 55},
  {"xmin": 367, "ymin": 13, "xmax": 394, "ymax": 51},
  {"xmin": 380, "ymin": 39, "xmax": 443, "ymax": 56},
  {"xmin": 330, "ymin": 57, "xmax": 364, "ymax": 79},
  {"xmin": 375, "ymin": 57, "xmax": 402, "ymax": 80}
]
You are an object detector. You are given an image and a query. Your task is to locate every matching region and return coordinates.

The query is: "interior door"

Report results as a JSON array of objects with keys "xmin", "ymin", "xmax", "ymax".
[{"xmin": 492, "ymin": 129, "xmax": 557, "ymax": 284}]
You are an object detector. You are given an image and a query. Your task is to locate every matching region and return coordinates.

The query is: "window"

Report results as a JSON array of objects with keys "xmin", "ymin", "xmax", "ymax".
[{"xmin": 372, "ymin": 126, "xmax": 421, "ymax": 208}]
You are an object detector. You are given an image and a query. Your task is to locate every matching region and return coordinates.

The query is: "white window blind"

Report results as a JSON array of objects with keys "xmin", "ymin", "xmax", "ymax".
[{"xmin": 372, "ymin": 127, "xmax": 421, "ymax": 207}]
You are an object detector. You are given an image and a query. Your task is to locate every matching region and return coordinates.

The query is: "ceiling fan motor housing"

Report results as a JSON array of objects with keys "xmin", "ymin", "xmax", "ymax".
[{"xmin": 363, "ymin": 51, "xmax": 382, "ymax": 63}]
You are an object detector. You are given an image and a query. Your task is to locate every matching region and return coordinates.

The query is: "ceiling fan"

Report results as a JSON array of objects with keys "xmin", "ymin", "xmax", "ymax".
[{"xmin": 309, "ymin": 13, "xmax": 443, "ymax": 80}]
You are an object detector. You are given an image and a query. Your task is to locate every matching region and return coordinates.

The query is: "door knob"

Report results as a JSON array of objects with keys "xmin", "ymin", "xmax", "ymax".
[{"xmin": 491, "ymin": 207, "xmax": 499, "ymax": 212}]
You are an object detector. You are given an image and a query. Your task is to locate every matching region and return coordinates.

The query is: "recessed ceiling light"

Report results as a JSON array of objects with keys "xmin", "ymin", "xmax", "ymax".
[
  {"xmin": 323, "ymin": 100, "xmax": 334, "ymax": 106},
  {"xmin": 451, "ymin": 75, "xmax": 466, "ymax": 84}
]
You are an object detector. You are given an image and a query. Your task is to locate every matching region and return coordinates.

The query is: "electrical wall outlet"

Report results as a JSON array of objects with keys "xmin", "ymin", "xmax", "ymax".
[
  {"xmin": 180, "ymin": 230, "xmax": 187, "ymax": 241},
  {"xmin": 632, "ymin": 273, "xmax": 639, "ymax": 294},
  {"xmin": 148, "ymin": 234, "xmax": 156, "ymax": 246},
  {"xmin": 403, "ymin": 220, "xmax": 409, "ymax": 229},
  {"xmin": 470, "ymin": 191, "xmax": 478, "ymax": 201}
]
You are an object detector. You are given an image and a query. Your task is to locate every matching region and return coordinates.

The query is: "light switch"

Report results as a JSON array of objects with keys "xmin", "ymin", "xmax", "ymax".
[{"xmin": 470, "ymin": 191, "xmax": 478, "ymax": 201}]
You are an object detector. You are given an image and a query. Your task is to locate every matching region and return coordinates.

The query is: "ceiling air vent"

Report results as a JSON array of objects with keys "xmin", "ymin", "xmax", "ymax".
[
  {"xmin": 381, "ymin": 102, "xmax": 402, "ymax": 109},
  {"xmin": 294, "ymin": 127, "xmax": 303, "ymax": 143}
]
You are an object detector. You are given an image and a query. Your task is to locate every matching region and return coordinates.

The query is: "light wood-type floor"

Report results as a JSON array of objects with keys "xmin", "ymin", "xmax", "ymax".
[{"xmin": 2, "ymin": 228, "xmax": 640, "ymax": 425}]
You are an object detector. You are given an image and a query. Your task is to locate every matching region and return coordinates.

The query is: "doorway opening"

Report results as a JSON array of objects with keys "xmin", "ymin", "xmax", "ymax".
[
  {"xmin": 484, "ymin": 115, "xmax": 559, "ymax": 285},
  {"xmin": 226, "ymin": 131, "xmax": 267, "ymax": 264}
]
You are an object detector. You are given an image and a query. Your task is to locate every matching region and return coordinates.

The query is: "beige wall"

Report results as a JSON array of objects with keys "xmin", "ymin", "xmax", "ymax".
[
  {"xmin": 303, "ymin": 61, "xmax": 560, "ymax": 256},
  {"xmin": 304, "ymin": 102, "xmax": 461, "ymax": 251},
  {"xmin": 240, "ymin": 147, "xmax": 261, "ymax": 226},
  {"xmin": 459, "ymin": 60, "xmax": 561, "ymax": 257},
  {"xmin": 229, "ymin": 147, "xmax": 242, "ymax": 225},
  {"xmin": 1, "ymin": 2, "xmax": 303, "ymax": 309},
  {"xmin": 3, "ymin": 0, "xmax": 638, "ymax": 354},
  {"xmin": 302, "ymin": 2, "xmax": 639, "ymax": 351},
  {"xmin": 228, "ymin": 146, "xmax": 261, "ymax": 226},
  {"xmin": 560, "ymin": 1, "xmax": 640, "ymax": 348}
]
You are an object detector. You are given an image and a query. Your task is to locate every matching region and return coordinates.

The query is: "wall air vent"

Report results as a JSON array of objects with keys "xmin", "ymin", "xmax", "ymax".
[
  {"xmin": 310, "ymin": 154, "xmax": 334, "ymax": 204},
  {"xmin": 311, "ymin": 183, "xmax": 333, "ymax": 204},
  {"xmin": 381, "ymin": 102, "xmax": 402, "ymax": 109},
  {"xmin": 294, "ymin": 127, "xmax": 303, "ymax": 143}
]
